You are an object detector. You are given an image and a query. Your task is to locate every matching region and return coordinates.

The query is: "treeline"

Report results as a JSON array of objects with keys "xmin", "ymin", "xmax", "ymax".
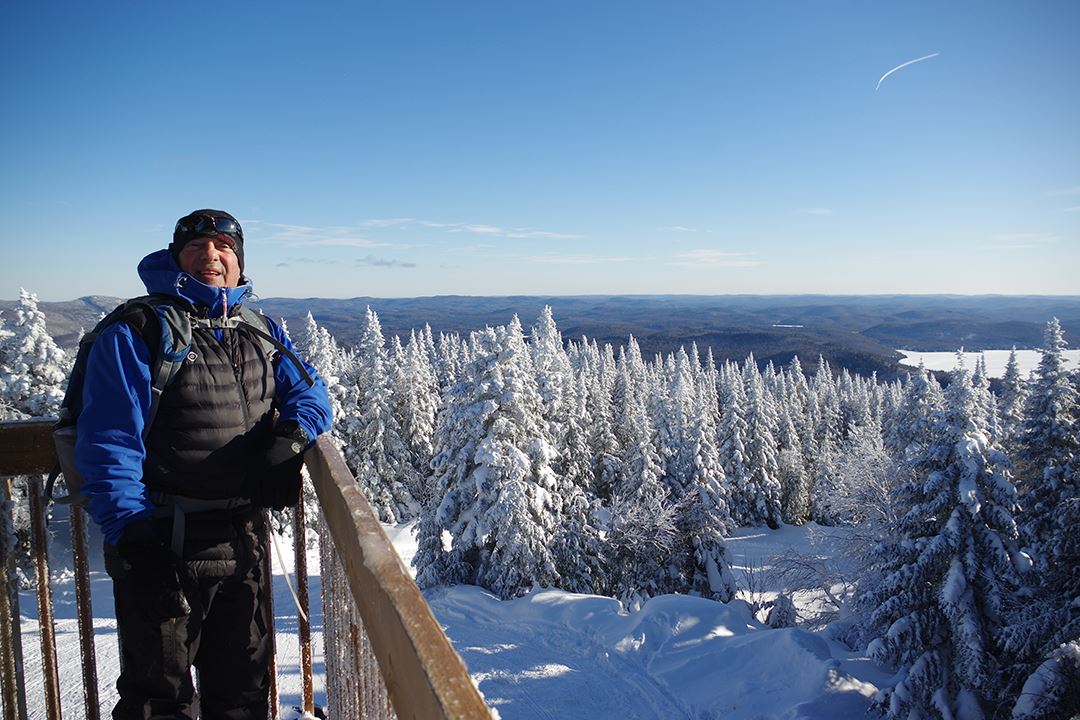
[
  {"xmin": 1, "ymin": 288, "xmax": 1077, "ymax": 719},
  {"xmin": 293, "ymin": 306, "xmax": 1078, "ymax": 720}
]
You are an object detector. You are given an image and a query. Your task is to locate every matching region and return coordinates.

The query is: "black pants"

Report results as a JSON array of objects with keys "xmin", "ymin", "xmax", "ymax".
[{"xmin": 108, "ymin": 509, "xmax": 271, "ymax": 720}]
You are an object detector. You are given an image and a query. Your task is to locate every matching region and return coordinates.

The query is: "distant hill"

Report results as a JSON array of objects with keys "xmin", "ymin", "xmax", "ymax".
[{"xmin": 5, "ymin": 294, "xmax": 1079, "ymax": 381}]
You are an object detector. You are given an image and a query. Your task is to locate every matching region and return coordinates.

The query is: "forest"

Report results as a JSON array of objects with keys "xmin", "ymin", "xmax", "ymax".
[{"xmin": 1, "ymin": 288, "xmax": 1077, "ymax": 720}]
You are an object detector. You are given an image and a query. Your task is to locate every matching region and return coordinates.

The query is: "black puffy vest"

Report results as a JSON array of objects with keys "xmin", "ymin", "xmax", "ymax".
[{"xmin": 140, "ymin": 314, "xmax": 277, "ymax": 499}]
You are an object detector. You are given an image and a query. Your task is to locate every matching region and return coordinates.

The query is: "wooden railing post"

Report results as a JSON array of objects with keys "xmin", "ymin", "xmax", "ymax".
[
  {"xmin": 306, "ymin": 436, "xmax": 491, "ymax": 719},
  {"xmin": 293, "ymin": 492, "xmax": 315, "ymax": 716},
  {"xmin": 70, "ymin": 504, "xmax": 101, "ymax": 720},
  {"xmin": 28, "ymin": 475, "xmax": 62, "ymax": 720},
  {"xmin": 1, "ymin": 476, "xmax": 30, "ymax": 720},
  {"xmin": 261, "ymin": 509, "xmax": 280, "ymax": 720}
]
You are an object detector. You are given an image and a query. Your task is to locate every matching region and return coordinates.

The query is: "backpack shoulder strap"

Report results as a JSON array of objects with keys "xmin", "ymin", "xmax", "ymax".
[
  {"xmin": 46, "ymin": 295, "xmax": 193, "ymax": 504},
  {"xmin": 234, "ymin": 308, "xmax": 316, "ymax": 388},
  {"xmin": 81, "ymin": 294, "xmax": 193, "ymax": 437},
  {"xmin": 142, "ymin": 299, "xmax": 193, "ymax": 435}
]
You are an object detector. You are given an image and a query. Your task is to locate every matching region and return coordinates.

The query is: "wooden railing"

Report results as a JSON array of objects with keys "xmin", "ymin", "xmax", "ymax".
[{"xmin": 0, "ymin": 419, "xmax": 490, "ymax": 720}]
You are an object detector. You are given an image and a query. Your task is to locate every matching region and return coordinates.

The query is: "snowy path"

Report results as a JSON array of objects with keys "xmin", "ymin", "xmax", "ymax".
[
  {"xmin": 19, "ymin": 516, "xmax": 886, "ymax": 719},
  {"xmin": 426, "ymin": 585, "xmax": 883, "ymax": 720},
  {"xmin": 432, "ymin": 588, "xmax": 693, "ymax": 719}
]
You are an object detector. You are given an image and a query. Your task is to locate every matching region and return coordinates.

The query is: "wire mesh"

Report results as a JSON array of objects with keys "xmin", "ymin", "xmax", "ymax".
[{"xmin": 318, "ymin": 507, "xmax": 397, "ymax": 720}]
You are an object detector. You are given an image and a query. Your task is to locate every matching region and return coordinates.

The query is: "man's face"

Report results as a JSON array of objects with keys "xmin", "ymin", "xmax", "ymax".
[{"xmin": 177, "ymin": 236, "xmax": 241, "ymax": 288}]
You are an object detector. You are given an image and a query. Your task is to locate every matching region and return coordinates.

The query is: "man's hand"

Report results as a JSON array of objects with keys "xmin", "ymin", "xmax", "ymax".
[
  {"xmin": 252, "ymin": 421, "xmax": 309, "ymax": 510},
  {"xmin": 115, "ymin": 518, "xmax": 190, "ymax": 619}
]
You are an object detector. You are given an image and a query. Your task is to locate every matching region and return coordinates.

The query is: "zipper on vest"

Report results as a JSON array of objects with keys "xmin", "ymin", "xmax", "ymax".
[{"xmin": 229, "ymin": 327, "xmax": 254, "ymax": 431}]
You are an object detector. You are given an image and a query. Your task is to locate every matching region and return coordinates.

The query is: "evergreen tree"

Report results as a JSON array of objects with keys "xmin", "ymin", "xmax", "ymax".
[
  {"xmin": 718, "ymin": 362, "xmax": 754, "ymax": 524},
  {"xmin": 885, "ymin": 365, "xmax": 944, "ymax": 463},
  {"xmin": 0, "ymin": 289, "xmax": 68, "ymax": 419},
  {"xmin": 552, "ymin": 372, "xmax": 605, "ymax": 594},
  {"xmin": 1015, "ymin": 318, "xmax": 1078, "ymax": 543},
  {"xmin": 741, "ymin": 356, "xmax": 783, "ymax": 529},
  {"xmin": 1001, "ymin": 319, "xmax": 1080, "ymax": 717},
  {"xmin": 861, "ymin": 365, "xmax": 1024, "ymax": 720},
  {"xmin": 349, "ymin": 307, "xmax": 420, "ymax": 522},
  {"xmin": 777, "ymin": 405, "xmax": 812, "ymax": 525},
  {"xmin": 399, "ymin": 330, "xmax": 440, "ymax": 504},
  {"xmin": 997, "ymin": 348, "xmax": 1028, "ymax": 457},
  {"xmin": 414, "ymin": 321, "xmax": 560, "ymax": 598}
]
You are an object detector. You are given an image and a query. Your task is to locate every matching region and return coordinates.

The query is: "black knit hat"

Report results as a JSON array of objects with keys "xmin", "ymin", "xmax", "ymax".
[{"xmin": 170, "ymin": 209, "xmax": 245, "ymax": 273}]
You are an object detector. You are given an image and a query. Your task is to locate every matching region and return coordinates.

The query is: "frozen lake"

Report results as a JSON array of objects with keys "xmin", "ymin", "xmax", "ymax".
[{"xmin": 897, "ymin": 349, "xmax": 1080, "ymax": 378}]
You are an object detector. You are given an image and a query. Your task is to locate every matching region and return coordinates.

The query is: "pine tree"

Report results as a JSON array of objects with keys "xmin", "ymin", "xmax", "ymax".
[
  {"xmin": 0, "ymin": 289, "xmax": 68, "ymax": 419},
  {"xmin": 1001, "ymin": 319, "xmax": 1080, "ymax": 717},
  {"xmin": 718, "ymin": 362, "xmax": 754, "ymax": 524},
  {"xmin": 861, "ymin": 365, "xmax": 1025, "ymax": 720},
  {"xmin": 671, "ymin": 378, "xmax": 736, "ymax": 601},
  {"xmin": 552, "ymin": 372, "xmax": 604, "ymax": 594},
  {"xmin": 885, "ymin": 365, "xmax": 944, "ymax": 464},
  {"xmin": 414, "ymin": 321, "xmax": 560, "ymax": 598},
  {"xmin": 1015, "ymin": 318, "xmax": 1078, "ymax": 545},
  {"xmin": 741, "ymin": 356, "xmax": 783, "ymax": 529},
  {"xmin": 399, "ymin": 330, "xmax": 440, "ymax": 504},
  {"xmin": 997, "ymin": 347, "xmax": 1027, "ymax": 457},
  {"xmin": 348, "ymin": 307, "xmax": 420, "ymax": 523},
  {"xmin": 777, "ymin": 405, "xmax": 812, "ymax": 525}
]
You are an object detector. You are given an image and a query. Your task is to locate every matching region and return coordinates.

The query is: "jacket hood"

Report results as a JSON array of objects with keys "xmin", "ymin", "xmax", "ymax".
[{"xmin": 138, "ymin": 249, "xmax": 253, "ymax": 317}]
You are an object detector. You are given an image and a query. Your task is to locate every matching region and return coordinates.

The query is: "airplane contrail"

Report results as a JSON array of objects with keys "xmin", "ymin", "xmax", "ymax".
[{"xmin": 876, "ymin": 52, "xmax": 940, "ymax": 91}]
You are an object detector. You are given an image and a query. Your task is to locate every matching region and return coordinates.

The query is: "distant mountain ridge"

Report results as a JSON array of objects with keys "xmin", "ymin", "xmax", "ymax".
[{"xmin": 5, "ymin": 294, "xmax": 1079, "ymax": 381}]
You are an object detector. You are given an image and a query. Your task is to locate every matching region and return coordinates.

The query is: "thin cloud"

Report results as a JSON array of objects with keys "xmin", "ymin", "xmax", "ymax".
[
  {"xmin": 1062, "ymin": 206, "xmax": 1080, "ymax": 213},
  {"xmin": 249, "ymin": 221, "xmax": 396, "ymax": 248},
  {"xmin": 1050, "ymin": 186, "xmax": 1080, "ymax": 196},
  {"xmin": 524, "ymin": 254, "xmax": 633, "ymax": 265},
  {"xmin": 876, "ymin": 53, "xmax": 939, "ymax": 91},
  {"xmin": 312, "ymin": 237, "xmax": 402, "ymax": 249},
  {"xmin": 353, "ymin": 255, "xmax": 416, "ymax": 268},
  {"xmin": 361, "ymin": 218, "xmax": 416, "ymax": 228},
  {"xmin": 983, "ymin": 233, "xmax": 1059, "ymax": 251},
  {"xmin": 460, "ymin": 224, "xmax": 502, "ymax": 235},
  {"xmin": 662, "ymin": 226, "xmax": 700, "ymax": 233},
  {"xmin": 505, "ymin": 230, "xmax": 583, "ymax": 239},
  {"xmin": 670, "ymin": 250, "xmax": 763, "ymax": 268},
  {"xmin": 807, "ymin": 208, "xmax": 833, "ymax": 216},
  {"xmin": 390, "ymin": 218, "xmax": 583, "ymax": 240}
]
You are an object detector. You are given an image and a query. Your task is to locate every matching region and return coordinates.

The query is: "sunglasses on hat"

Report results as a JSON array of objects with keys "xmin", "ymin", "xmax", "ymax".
[{"xmin": 174, "ymin": 214, "xmax": 244, "ymax": 245}]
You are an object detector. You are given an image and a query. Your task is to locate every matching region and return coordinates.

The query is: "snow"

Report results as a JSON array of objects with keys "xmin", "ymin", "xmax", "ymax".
[
  {"xmin": 20, "ymin": 511, "xmax": 886, "ymax": 719},
  {"xmin": 897, "ymin": 348, "xmax": 1080, "ymax": 378}
]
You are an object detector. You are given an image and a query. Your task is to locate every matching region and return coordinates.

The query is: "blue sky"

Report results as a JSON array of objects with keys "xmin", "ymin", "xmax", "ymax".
[{"xmin": 2, "ymin": 1, "xmax": 1078, "ymax": 300}]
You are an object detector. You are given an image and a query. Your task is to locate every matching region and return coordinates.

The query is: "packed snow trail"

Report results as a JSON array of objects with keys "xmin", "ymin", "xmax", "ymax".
[
  {"xmin": 426, "ymin": 586, "xmax": 882, "ymax": 719},
  {"xmin": 21, "ymin": 513, "xmax": 883, "ymax": 719}
]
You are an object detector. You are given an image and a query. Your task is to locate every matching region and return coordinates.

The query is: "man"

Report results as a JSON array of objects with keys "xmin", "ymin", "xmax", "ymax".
[{"xmin": 76, "ymin": 209, "xmax": 333, "ymax": 719}]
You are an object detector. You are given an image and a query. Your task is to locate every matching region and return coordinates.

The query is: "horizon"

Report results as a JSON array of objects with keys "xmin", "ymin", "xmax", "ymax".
[
  {"xmin": 2, "ymin": 1, "xmax": 1078, "ymax": 301},
  {"xmin": 11, "ymin": 290, "xmax": 1080, "ymax": 303},
  {"xmin": 8, "ymin": 290, "xmax": 1080, "ymax": 305}
]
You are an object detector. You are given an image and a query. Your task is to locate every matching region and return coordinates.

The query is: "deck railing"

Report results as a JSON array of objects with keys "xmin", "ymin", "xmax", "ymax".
[{"xmin": 0, "ymin": 419, "xmax": 490, "ymax": 720}]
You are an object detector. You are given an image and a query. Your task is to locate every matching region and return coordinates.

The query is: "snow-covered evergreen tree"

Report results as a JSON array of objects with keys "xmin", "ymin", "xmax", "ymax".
[
  {"xmin": 885, "ymin": 365, "xmax": 944, "ymax": 464},
  {"xmin": 399, "ymin": 330, "xmax": 440, "ymax": 504},
  {"xmin": 1015, "ymin": 318, "xmax": 1078, "ymax": 545},
  {"xmin": 1001, "ymin": 319, "xmax": 1080, "ymax": 718},
  {"xmin": 741, "ymin": 356, "xmax": 783, "ymax": 529},
  {"xmin": 552, "ymin": 372, "xmax": 605, "ymax": 594},
  {"xmin": 997, "ymin": 347, "xmax": 1028, "ymax": 457},
  {"xmin": 717, "ymin": 362, "xmax": 754, "ymax": 524},
  {"xmin": 0, "ymin": 289, "xmax": 68, "ymax": 419},
  {"xmin": 414, "ymin": 321, "xmax": 560, "ymax": 599},
  {"xmin": 348, "ymin": 307, "xmax": 420, "ymax": 522},
  {"xmin": 861, "ymin": 364, "xmax": 1025, "ymax": 720}
]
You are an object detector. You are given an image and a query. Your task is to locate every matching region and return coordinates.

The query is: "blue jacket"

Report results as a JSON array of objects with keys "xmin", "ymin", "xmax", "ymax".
[{"xmin": 75, "ymin": 249, "xmax": 334, "ymax": 543}]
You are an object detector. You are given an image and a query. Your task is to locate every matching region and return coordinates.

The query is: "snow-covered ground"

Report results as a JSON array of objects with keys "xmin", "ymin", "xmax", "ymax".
[
  {"xmin": 20, "ymin": 511, "xmax": 887, "ymax": 719},
  {"xmin": 897, "ymin": 348, "xmax": 1080, "ymax": 378}
]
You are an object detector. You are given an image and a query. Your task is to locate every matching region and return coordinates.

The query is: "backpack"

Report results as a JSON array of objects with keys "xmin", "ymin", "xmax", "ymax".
[{"xmin": 46, "ymin": 294, "xmax": 313, "ymax": 506}]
